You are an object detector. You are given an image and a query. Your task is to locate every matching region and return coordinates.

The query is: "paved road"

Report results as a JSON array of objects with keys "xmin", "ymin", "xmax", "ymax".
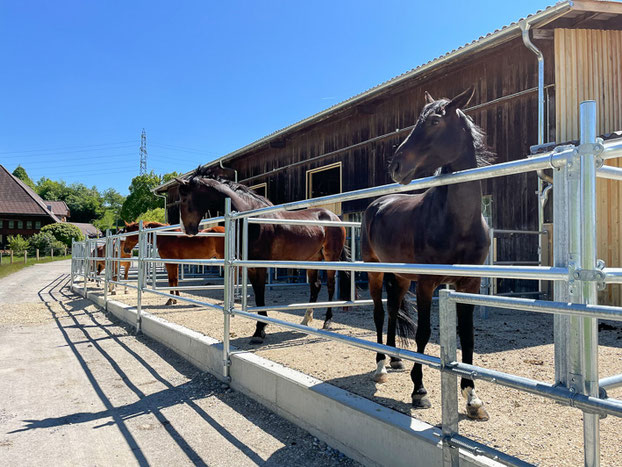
[{"xmin": 0, "ymin": 261, "xmax": 357, "ymax": 466}]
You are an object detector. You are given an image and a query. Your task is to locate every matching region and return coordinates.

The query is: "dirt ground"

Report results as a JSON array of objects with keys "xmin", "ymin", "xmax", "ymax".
[
  {"xmin": 0, "ymin": 263, "xmax": 359, "ymax": 466},
  {"xmin": 91, "ymin": 271, "xmax": 622, "ymax": 467}
]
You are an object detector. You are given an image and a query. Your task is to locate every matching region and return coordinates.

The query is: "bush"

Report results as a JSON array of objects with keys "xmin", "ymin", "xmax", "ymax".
[
  {"xmin": 7, "ymin": 234, "xmax": 30, "ymax": 254},
  {"xmin": 41, "ymin": 223, "xmax": 84, "ymax": 246},
  {"xmin": 28, "ymin": 232, "xmax": 64, "ymax": 256}
]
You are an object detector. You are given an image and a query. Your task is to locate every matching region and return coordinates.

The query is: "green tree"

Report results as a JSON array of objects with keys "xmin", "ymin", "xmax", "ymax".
[
  {"xmin": 7, "ymin": 234, "xmax": 29, "ymax": 253},
  {"xmin": 36, "ymin": 178, "xmax": 68, "ymax": 200},
  {"xmin": 41, "ymin": 223, "xmax": 85, "ymax": 246},
  {"xmin": 120, "ymin": 171, "xmax": 165, "ymax": 222},
  {"xmin": 12, "ymin": 165, "xmax": 35, "ymax": 189},
  {"xmin": 135, "ymin": 207, "xmax": 165, "ymax": 223},
  {"xmin": 93, "ymin": 210, "xmax": 117, "ymax": 232}
]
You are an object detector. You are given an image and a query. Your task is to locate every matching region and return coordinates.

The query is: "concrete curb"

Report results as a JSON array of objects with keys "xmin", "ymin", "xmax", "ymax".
[{"xmin": 74, "ymin": 286, "xmax": 499, "ymax": 467}]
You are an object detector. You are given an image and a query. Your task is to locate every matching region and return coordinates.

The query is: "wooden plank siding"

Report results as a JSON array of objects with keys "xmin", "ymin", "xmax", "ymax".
[
  {"xmin": 217, "ymin": 37, "xmax": 554, "ymax": 293},
  {"xmin": 555, "ymin": 28, "xmax": 622, "ymax": 304}
]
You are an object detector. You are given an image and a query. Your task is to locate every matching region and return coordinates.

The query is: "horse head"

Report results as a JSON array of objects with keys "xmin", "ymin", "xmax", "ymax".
[
  {"xmin": 389, "ymin": 86, "xmax": 476, "ymax": 184},
  {"xmin": 178, "ymin": 173, "xmax": 272, "ymax": 236}
]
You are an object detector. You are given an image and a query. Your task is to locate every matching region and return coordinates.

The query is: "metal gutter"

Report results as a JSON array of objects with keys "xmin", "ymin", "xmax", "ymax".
[{"xmin": 154, "ymin": 1, "xmax": 574, "ymax": 194}]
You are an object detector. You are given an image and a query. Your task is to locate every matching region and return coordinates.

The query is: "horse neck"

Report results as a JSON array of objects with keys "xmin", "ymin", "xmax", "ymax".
[
  {"xmin": 439, "ymin": 144, "xmax": 483, "ymax": 231},
  {"xmin": 216, "ymin": 184, "xmax": 270, "ymax": 213}
]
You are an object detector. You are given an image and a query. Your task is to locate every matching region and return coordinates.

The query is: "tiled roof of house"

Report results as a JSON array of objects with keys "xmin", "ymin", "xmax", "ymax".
[
  {"xmin": 69, "ymin": 222, "xmax": 101, "ymax": 238},
  {"xmin": 0, "ymin": 165, "xmax": 60, "ymax": 222},
  {"xmin": 44, "ymin": 200, "xmax": 70, "ymax": 218}
]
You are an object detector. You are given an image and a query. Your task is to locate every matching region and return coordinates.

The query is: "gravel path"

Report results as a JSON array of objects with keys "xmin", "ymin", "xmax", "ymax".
[
  {"xmin": 92, "ymin": 273, "xmax": 622, "ymax": 467},
  {"xmin": 0, "ymin": 262, "xmax": 359, "ymax": 466}
]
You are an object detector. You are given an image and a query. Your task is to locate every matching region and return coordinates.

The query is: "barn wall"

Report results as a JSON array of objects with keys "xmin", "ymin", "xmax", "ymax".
[
  {"xmin": 555, "ymin": 28, "xmax": 622, "ymax": 304},
  {"xmin": 223, "ymin": 37, "xmax": 555, "ymax": 292}
]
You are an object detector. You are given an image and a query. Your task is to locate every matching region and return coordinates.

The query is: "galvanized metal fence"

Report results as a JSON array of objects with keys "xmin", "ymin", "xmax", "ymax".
[{"xmin": 71, "ymin": 101, "xmax": 622, "ymax": 466}]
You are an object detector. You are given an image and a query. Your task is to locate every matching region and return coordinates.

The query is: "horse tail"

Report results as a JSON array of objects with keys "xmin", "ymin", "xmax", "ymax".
[
  {"xmin": 385, "ymin": 273, "xmax": 417, "ymax": 347},
  {"xmin": 337, "ymin": 244, "xmax": 355, "ymax": 301}
]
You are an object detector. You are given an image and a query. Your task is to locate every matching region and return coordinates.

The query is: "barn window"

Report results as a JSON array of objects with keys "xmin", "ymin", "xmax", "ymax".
[
  {"xmin": 306, "ymin": 162, "xmax": 342, "ymax": 215},
  {"xmin": 8, "ymin": 220, "xmax": 14, "ymax": 229},
  {"xmin": 35, "ymin": 221, "xmax": 41, "ymax": 229},
  {"xmin": 27, "ymin": 221, "xmax": 32, "ymax": 229},
  {"xmin": 17, "ymin": 221, "xmax": 23, "ymax": 229},
  {"xmin": 249, "ymin": 182, "xmax": 267, "ymax": 199},
  {"xmin": 0, "ymin": 220, "xmax": 3, "ymax": 229}
]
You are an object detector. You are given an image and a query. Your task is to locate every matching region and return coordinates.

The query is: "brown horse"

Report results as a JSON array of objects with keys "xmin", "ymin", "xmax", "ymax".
[
  {"xmin": 94, "ymin": 242, "xmax": 131, "ymax": 294},
  {"xmin": 175, "ymin": 174, "xmax": 348, "ymax": 343},
  {"xmin": 361, "ymin": 87, "xmax": 491, "ymax": 420},
  {"xmin": 121, "ymin": 221, "xmax": 225, "ymax": 306}
]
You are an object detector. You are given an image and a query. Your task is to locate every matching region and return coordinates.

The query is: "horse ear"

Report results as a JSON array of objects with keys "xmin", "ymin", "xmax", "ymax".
[
  {"xmin": 175, "ymin": 177, "xmax": 188, "ymax": 186},
  {"xmin": 124, "ymin": 221, "xmax": 129, "ymax": 226},
  {"xmin": 447, "ymin": 86, "xmax": 475, "ymax": 112},
  {"xmin": 424, "ymin": 91, "xmax": 435, "ymax": 104}
]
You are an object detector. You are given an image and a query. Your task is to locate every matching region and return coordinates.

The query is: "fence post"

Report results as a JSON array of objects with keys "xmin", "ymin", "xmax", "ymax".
[
  {"xmin": 222, "ymin": 198, "xmax": 235, "ymax": 382},
  {"xmin": 350, "ymin": 225, "xmax": 356, "ymax": 301},
  {"xmin": 439, "ymin": 289, "xmax": 459, "ymax": 467},
  {"xmin": 10, "ymin": 250, "xmax": 13, "ymax": 264},
  {"xmin": 70, "ymin": 240, "xmax": 74, "ymax": 290},
  {"xmin": 104, "ymin": 230, "xmax": 110, "ymax": 307},
  {"xmin": 136, "ymin": 221, "xmax": 144, "ymax": 334},
  {"xmin": 51, "ymin": 248, "xmax": 54, "ymax": 258},
  {"xmin": 242, "ymin": 217, "xmax": 249, "ymax": 312},
  {"xmin": 24, "ymin": 251, "xmax": 27, "ymax": 264},
  {"xmin": 83, "ymin": 240, "xmax": 88, "ymax": 298},
  {"xmin": 578, "ymin": 100, "xmax": 601, "ymax": 467}
]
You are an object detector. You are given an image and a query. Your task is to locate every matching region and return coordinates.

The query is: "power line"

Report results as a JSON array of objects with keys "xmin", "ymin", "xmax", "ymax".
[
  {"xmin": 150, "ymin": 141, "xmax": 219, "ymax": 156},
  {"xmin": 0, "ymin": 141, "xmax": 135, "ymax": 155},
  {"xmin": 0, "ymin": 144, "xmax": 135, "ymax": 159}
]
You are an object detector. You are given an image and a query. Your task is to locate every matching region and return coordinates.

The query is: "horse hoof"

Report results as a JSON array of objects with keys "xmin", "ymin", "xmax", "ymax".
[
  {"xmin": 111, "ymin": 291, "xmax": 117, "ymax": 296},
  {"xmin": 373, "ymin": 373, "xmax": 388, "ymax": 384},
  {"xmin": 466, "ymin": 405, "xmax": 489, "ymax": 421},
  {"xmin": 322, "ymin": 320, "xmax": 332, "ymax": 330},
  {"xmin": 249, "ymin": 335, "xmax": 264, "ymax": 345},
  {"xmin": 390, "ymin": 360, "xmax": 404, "ymax": 370},
  {"xmin": 165, "ymin": 299, "xmax": 174, "ymax": 306},
  {"xmin": 411, "ymin": 394, "xmax": 432, "ymax": 409}
]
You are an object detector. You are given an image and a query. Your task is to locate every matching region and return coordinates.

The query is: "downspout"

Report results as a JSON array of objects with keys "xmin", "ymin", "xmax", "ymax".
[
  {"xmin": 520, "ymin": 19, "xmax": 551, "ymax": 293},
  {"xmin": 220, "ymin": 160, "xmax": 238, "ymax": 183},
  {"xmin": 154, "ymin": 192, "xmax": 168, "ymax": 223}
]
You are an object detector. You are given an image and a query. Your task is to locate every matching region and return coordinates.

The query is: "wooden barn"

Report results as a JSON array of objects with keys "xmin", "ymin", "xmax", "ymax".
[{"xmin": 156, "ymin": 1, "xmax": 622, "ymax": 303}]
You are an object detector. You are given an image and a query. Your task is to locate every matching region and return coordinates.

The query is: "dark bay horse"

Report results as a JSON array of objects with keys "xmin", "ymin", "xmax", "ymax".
[
  {"xmin": 175, "ymin": 174, "xmax": 348, "ymax": 343},
  {"xmin": 361, "ymin": 87, "xmax": 491, "ymax": 420},
  {"xmin": 121, "ymin": 221, "xmax": 224, "ymax": 306}
]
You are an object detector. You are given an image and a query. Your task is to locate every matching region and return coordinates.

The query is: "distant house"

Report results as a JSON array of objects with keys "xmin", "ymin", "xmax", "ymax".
[
  {"xmin": 69, "ymin": 222, "xmax": 101, "ymax": 238},
  {"xmin": 0, "ymin": 164, "xmax": 60, "ymax": 248},
  {"xmin": 45, "ymin": 200, "xmax": 70, "ymax": 222}
]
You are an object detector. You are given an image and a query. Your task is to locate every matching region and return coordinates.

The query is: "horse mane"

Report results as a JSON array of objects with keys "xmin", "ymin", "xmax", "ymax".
[
  {"xmin": 421, "ymin": 99, "xmax": 496, "ymax": 168},
  {"xmin": 123, "ymin": 221, "xmax": 168, "ymax": 231},
  {"xmin": 190, "ymin": 166, "xmax": 273, "ymax": 207}
]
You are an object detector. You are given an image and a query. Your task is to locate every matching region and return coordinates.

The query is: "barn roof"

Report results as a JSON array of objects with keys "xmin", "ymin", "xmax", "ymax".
[
  {"xmin": 0, "ymin": 165, "xmax": 61, "ymax": 221},
  {"xmin": 155, "ymin": 0, "xmax": 622, "ymax": 193}
]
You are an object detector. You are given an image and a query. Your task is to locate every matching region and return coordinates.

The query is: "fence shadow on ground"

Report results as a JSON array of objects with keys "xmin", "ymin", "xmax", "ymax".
[{"xmin": 14, "ymin": 275, "xmax": 354, "ymax": 466}]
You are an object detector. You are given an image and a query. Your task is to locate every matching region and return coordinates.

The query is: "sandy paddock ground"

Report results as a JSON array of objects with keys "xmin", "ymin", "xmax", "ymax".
[{"xmin": 86, "ymin": 275, "xmax": 622, "ymax": 466}]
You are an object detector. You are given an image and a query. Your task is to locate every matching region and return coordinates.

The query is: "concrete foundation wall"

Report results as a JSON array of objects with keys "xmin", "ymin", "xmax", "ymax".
[{"xmin": 74, "ymin": 286, "xmax": 499, "ymax": 467}]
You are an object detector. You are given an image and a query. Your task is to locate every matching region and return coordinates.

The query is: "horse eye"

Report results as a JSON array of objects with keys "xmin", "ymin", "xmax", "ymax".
[{"xmin": 431, "ymin": 118, "xmax": 440, "ymax": 126}]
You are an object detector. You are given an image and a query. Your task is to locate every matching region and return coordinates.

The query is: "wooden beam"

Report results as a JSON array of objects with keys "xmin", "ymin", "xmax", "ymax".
[{"xmin": 571, "ymin": 0, "xmax": 622, "ymax": 15}]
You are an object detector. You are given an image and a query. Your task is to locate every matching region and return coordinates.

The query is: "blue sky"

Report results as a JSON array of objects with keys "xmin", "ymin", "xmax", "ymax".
[{"xmin": 0, "ymin": 0, "xmax": 555, "ymax": 195}]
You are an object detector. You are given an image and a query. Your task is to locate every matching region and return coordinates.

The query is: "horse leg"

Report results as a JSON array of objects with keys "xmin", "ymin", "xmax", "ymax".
[
  {"xmin": 385, "ymin": 274, "xmax": 410, "ymax": 370},
  {"xmin": 249, "ymin": 268, "xmax": 268, "ymax": 344},
  {"xmin": 123, "ymin": 263, "xmax": 129, "ymax": 294},
  {"xmin": 457, "ymin": 293, "xmax": 489, "ymax": 420},
  {"xmin": 368, "ymin": 271, "xmax": 388, "ymax": 383},
  {"xmin": 302, "ymin": 269, "xmax": 321, "ymax": 327},
  {"xmin": 165, "ymin": 263, "xmax": 178, "ymax": 306},
  {"xmin": 321, "ymin": 269, "xmax": 337, "ymax": 329},
  {"xmin": 410, "ymin": 280, "xmax": 434, "ymax": 409}
]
